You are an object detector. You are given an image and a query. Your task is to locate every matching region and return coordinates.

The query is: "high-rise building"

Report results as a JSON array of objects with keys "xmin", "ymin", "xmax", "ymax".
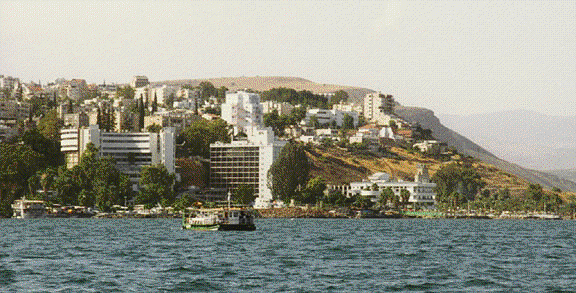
[
  {"xmin": 221, "ymin": 91, "xmax": 263, "ymax": 133},
  {"xmin": 210, "ymin": 126, "xmax": 286, "ymax": 208},
  {"xmin": 60, "ymin": 125, "xmax": 176, "ymax": 190},
  {"xmin": 364, "ymin": 92, "xmax": 395, "ymax": 125},
  {"xmin": 130, "ymin": 76, "xmax": 150, "ymax": 89}
]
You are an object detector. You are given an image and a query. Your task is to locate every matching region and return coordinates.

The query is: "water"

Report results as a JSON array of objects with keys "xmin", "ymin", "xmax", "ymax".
[{"xmin": 1, "ymin": 219, "xmax": 576, "ymax": 292}]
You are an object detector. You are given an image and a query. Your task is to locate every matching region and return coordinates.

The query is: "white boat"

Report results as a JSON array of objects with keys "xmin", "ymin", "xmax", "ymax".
[
  {"xmin": 182, "ymin": 208, "xmax": 256, "ymax": 231},
  {"xmin": 12, "ymin": 199, "xmax": 47, "ymax": 219}
]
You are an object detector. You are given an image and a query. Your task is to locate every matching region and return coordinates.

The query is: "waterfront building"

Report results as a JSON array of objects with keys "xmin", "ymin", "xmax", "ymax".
[
  {"xmin": 60, "ymin": 125, "xmax": 176, "ymax": 190},
  {"xmin": 210, "ymin": 126, "xmax": 286, "ymax": 208},
  {"xmin": 221, "ymin": 91, "xmax": 263, "ymax": 133},
  {"xmin": 329, "ymin": 165, "xmax": 436, "ymax": 207}
]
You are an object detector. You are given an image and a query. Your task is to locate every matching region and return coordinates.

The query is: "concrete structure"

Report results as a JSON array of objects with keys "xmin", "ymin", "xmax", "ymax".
[
  {"xmin": 130, "ymin": 76, "xmax": 149, "ymax": 88},
  {"xmin": 329, "ymin": 165, "xmax": 436, "ymax": 207},
  {"xmin": 302, "ymin": 108, "xmax": 358, "ymax": 128},
  {"xmin": 364, "ymin": 92, "xmax": 395, "ymax": 125},
  {"xmin": 0, "ymin": 75, "xmax": 19, "ymax": 90},
  {"xmin": 0, "ymin": 100, "xmax": 30, "ymax": 125},
  {"xmin": 262, "ymin": 101, "xmax": 294, "ymax": 116},
  {"xmin": 66, "ymin": 79, "xmax": 90, "ymax": 101},
  {"xmin": 63, "ymin": 112, "xmax": 89, "ymax": 128},
  {"xmin": 221, "ymin": 91, "xmax": 263, "ymax": 133},
  {"xmin": 60, "ymin": 125, "xmax": 176, "ymax": 190},
  {"xmin": 143, "ymin": 111, "xmax": 200, "ymax": 133},
  {"xmin": 210, "ymin": 126, "xmax": 286, "ymax": 208}
]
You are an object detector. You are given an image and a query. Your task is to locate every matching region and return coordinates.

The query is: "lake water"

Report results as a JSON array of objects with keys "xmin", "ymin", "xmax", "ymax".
[{"xmin": 1, "ymin": 218, "xmax": 575, "ymax": 292}]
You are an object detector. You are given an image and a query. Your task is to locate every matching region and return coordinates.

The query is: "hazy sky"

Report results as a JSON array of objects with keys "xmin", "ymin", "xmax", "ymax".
[{"xmin": 1, "ymin": 1, "xmax": 574, "ymax": 115}]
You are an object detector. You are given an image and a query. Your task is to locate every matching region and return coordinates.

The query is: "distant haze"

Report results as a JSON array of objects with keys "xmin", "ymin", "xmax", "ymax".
[
  {"xmin": 1, "ymin": 1, "xmax": 575, "ymax": 116},
  {"xmin": 439, "ymin": 110, "xmax": 576, "ymax": 171}
]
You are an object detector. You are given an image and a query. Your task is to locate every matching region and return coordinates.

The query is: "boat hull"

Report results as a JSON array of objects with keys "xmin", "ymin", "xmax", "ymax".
[{"xmin": 182, "ymin": 224, "xmax": 256, "ymax": 231}]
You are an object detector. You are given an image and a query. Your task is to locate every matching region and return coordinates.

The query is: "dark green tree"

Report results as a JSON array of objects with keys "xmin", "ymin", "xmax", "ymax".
[
  {"xmin": 199, "ymin": 81, "xmax": 217, "ymax": 100},
  {"xmin": 37, "ymin": 109, "xmax": 63, "ymax": 142},
  {"xmin": 267, "ymin": 142, "xmax": 309, "ymax": 202},
  {"xmin": 180, "ymin": 119, "xmax": 231, "ymax": 158},
  {"xmin": 137, "ymin": 165, "xmax": 176, "ymax": 208},
  {"xmin": 232, "ymin": 184, "xmax": 256, "ymax": 205},
  {"xmin": 329, "ymin": 90, "xmax": 349, "ymax": 106},
  {"xmin": 342, "ymin": 114, "xmax": 355, "ymax": 130}
]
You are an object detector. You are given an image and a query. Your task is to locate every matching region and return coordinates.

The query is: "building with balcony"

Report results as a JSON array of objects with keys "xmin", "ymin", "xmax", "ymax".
[
  {"xmin": 60, "ymin": 125, "xmax": 176, "ymax": 190},
  {"xmin": 221, "ymin": 91, "xmax": 263, "ymax": 133},
  {"xmin": 210, "ymin": 126, "xmax": 286, "ymax": 208},
  {"xmin": 329, "ymin": 165, "xmax": 436, "ymax": 207}
]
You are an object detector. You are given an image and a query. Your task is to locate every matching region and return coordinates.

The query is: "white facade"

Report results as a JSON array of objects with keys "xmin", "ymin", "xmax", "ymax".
[
  {"xmin": 332, "ymin": 165, "xmax": 436, "ymax": 206},
  {"xmin": 221, "ymin": 91, "xmax": 263, "ymax": 133},
  {"xmin": 303, "ymin": 108, "xmax": 359, "ymax": 128},
  {"xmin": 364, "ymin": 92, "xmax": 394, "ymax": 125},
  {"xmin": 60, "ymin": 125, "xmax": 176, "ymax": 190},
  {"xmin": 210, "ymin": 126, "xmax": 286, "ymax": 208}
]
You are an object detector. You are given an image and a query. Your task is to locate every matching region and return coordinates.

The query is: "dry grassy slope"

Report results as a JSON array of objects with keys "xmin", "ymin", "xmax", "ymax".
[
  {"xmin": 307, "ymin": 146, "xmax": 531, "ymax": 196},
  {"xmin": 153, "ymin": 76, "xmax": 374, "ymax": 104}
]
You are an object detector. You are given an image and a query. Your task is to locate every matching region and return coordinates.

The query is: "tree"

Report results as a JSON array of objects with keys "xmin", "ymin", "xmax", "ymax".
[
  {"xmin": 309, "ymin": 115, "xmax": 320, "ymax": 128},
  {"xmin": 137, "ymin": 165, "xmax": 176, "ymax": 208},
  {"xmin": 20, "ymin": 128, "xmax": 64, "ymax": 168},
  {"xmin": 379, "ymin": 187, "xmax": 394, "ymax": 208},
  {"xmin": 297, "ymin": 176, "xmax": 326, "ymax": 204},
  {"xmin": 400, "ymin": 189, "xmax": 411, "ymax": 209},
  {"xmin": 432, "ymin": 162, "xmax": 485, "ymax": 204},
  {"xmin": 329, "ymin": 90, "xmax": 348, "ymax": 106},
  {"xmin": 233, "ymin": 184, "xmax": 256, "ymax": 205},
  {"xmin": 267, "ymin": 142, "xmax": 309, "ymax": 202},
  {"xmin": 116, "ymin": 85, "xmax": 135, "ymax": 99},
  {"xmin": 151, "ymin": 93, "xmax": 158, "ymax": 114},
  {"xmin": 37, "ymin": 109, "xmax": 63, "ymax": 142},
  {"xmin": 216, "ymin": 86, "xmax": 228, "ymax": 102},
  {"xmin": 137, "ymin": 97, "xmax": 145, "ymax": 131},
  {"xmin": 342, "ymin": 114, "xmax": 355, "ymax": 130},
  {"xmin": 146, "ymin": 124, "xmax": 162, "ymax": 133},
  {"xmin": 180, "ymin": 119, "xmax": 231, "ymax": 158},
  {"xmin": 0, "ymin": 143, "xmax": 44, "ymax": 217},
  {"xmin": 198, "ymin": 81, "xmax": 217, "ymax": 101}
]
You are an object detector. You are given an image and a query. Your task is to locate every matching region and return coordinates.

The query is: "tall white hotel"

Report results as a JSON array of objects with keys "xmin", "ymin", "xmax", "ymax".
[{"xmin": 213, "ymin": 91, "xmax": 286, "ymax": 208}]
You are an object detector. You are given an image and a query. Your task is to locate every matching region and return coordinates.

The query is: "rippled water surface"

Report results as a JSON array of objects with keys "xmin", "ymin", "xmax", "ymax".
[{"xmin": 1, "ymin": 219, "xmax": 576, "ymax": 292}]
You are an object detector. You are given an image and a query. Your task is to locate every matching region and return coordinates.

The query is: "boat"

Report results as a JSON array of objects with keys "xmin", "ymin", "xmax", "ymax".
[
  {"xmin": 182, "ymin": 207, "xmax": 256, "ymax": 231},
  {"xmin": 11, "ymin": 199, "xmax": 47, "ymax": 219}
]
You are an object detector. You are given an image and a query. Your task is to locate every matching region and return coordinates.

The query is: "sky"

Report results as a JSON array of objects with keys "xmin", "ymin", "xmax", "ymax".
[{"xmin": 1, "ymin": 1, "xmax": 575, "ymax": 116}]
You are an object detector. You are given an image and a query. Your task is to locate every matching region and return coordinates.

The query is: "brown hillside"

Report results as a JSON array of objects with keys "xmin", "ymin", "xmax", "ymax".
[
  {"xmin": 307, "ymin": 146, "xmax": 531, "ymax": 197},
  {"xmin": 153, "ymin": 76, "xmax": 374, "ymax": 104}
]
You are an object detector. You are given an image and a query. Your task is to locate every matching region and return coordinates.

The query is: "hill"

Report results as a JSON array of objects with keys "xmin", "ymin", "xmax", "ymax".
[
  {"xmin": 438, "ymin": 110, "xmax": 576, "ymax": 170},
  {"xmin": 395, "ymin": 106, "xmax": 576, "ymax": 192},
  {"xmin": 545, "ymin": 169, "xmax": 576, "ymax": 185},
  {"xmin": 153, "ymin": 76, "xmax": 374, "ymax": 104},
  {"xmin": 306, "ymin": 145, "xmax": 531, "ymax": 197},
  {"xmin": 156, "ymin": 75, "xmax": 576, "ymax": 192}
]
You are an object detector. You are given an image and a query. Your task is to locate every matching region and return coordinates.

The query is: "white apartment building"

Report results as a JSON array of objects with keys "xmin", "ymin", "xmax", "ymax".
[
  {"xmin": 302, "ymin": 108, "xmax": 359, "ymax": 128},
  {"xmin": 135, "ymin": 85, "xmax": 177, "ymax": 106},
  {"xmin": 330, "ymin": 165, "xmax": 436, "ymax": 207},
  {"xmin": 210, "ymin": 126, "xmax": 286, "ymax": 208},
  {"xmin": 60, "ymin": 125, "xmax": 176, "ymax": 190},
  {"xmin": 364, "ymin": 92, "xmax": 394, "ymax": 125},
  {"xmin": 0, "ymin": 75, "xmax": 19, "ymax": 90},
  {"xmin": 221, "ymin": 91, "xmax": 263, "ymax": 133},
  {"xmin": 261, "ymin": 101, "xmax": 294, "ymax": 116}
]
